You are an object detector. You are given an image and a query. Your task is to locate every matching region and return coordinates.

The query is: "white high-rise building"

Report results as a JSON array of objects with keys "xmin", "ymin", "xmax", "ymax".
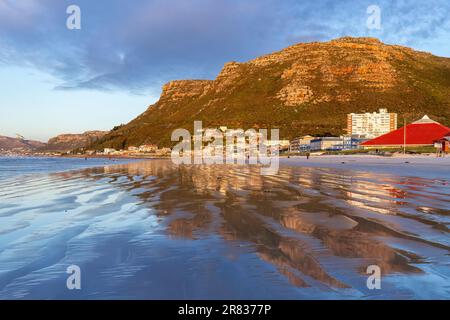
[{"xmin": 347, "ymin": 108, "xmax": 397, "ymax": 138}]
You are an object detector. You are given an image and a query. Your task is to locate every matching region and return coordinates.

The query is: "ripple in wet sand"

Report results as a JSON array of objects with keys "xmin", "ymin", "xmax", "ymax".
[{"xmin": 0, "ymin": 160, "xmax": 448, "ymax": 299}]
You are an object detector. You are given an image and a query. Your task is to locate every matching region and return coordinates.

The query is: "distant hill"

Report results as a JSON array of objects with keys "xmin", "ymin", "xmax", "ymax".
[
  {"xmin": 41, "ymin": 131, "xmax": 108, "ymax": 152},
  {"xmin": 89, "ymin": 37, "xmax": 450, "ymax": 149},
  {"xmin": 0, "ymin": 136, "xmax": 46, "ymax": 152}
]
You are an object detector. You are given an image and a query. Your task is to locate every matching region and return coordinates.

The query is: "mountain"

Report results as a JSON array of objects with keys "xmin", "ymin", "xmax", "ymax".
[
  {"xmin": 41, "ymin": 131, "xmax": 108, "ymax": 152},
  {"xmin": 0, "ymin": 136, "xmax": 46, "ymax": 152},
  {"xmin": 91, "ymin": 37, "xmax": 450, "ymax": 149}
]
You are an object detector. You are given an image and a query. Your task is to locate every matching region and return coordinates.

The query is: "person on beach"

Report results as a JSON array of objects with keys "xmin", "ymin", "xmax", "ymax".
[{"xmin": 306, "ymin": 152, "xmax": 310, "ymax": 160}]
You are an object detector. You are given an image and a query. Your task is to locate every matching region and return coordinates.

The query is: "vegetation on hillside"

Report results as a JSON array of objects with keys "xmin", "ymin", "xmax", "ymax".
[{"xmin": 91, "ymin": 37, "xmax": 450, "ymax": 150}]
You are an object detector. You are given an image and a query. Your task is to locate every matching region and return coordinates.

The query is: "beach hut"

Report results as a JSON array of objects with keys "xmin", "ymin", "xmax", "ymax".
[
  {"xmin": 361, "ymin": 115, "xmax": 450, "ymax": 149},
  {"xmin": 434, "ymin": 136, "xmax": 450, "ymax": 156}
]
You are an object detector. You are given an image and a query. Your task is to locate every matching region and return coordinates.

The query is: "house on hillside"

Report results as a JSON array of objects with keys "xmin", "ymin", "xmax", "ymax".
[
  {"xmin": 103, "ymin": 148, "xmax": 116, "ymax": 154},
  {"xmin": 138, "ymin": 144, "xmax": 158, "ymax": 153}
]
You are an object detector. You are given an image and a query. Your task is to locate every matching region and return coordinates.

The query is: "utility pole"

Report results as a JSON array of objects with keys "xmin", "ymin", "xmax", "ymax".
[{"xmin": 403, "ymin": 118, "xmax": 406, "ymax": 155}]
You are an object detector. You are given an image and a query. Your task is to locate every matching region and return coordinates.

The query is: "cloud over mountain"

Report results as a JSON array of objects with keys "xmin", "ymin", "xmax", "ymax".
[{"xmin": 0, "ymin": 0, "xmax": 449, "ymax": 95}]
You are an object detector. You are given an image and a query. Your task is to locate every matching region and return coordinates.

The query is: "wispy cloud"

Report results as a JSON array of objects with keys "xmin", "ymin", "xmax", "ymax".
[{"xmin": 1, "ymin": 0, "xmax": 449, "ymax": 94}]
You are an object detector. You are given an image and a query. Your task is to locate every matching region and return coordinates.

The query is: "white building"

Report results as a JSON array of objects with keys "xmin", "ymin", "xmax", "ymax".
[
  {"xmin": 103, "ymin": 148, "xmax": 116, "ymax": 154},
  {"xmin": 310, "ymin": 137, "xmax": 343, "ymax": 151},
  {"xmin": 263, "ymin": 140, "xmax": 290, "ymax": 152},
  {"xmin": 290, "ymin": 135, "xmax": 315, "ymax": 152},
  {"xmin": 347, "ymin": 108, "xmax": 397, "ymax": 139},
  {"xmin": 138, "ymin": 144, "xmax": 158, "ymax": 153}
]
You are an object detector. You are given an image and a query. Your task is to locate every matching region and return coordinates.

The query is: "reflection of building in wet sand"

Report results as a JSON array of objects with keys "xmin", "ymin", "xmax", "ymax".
[
  {"xmin": 103, "ymin": 160, "xmax": 175, "ymax": 177},
  {"xmin": 105, "ymin": 161, "xmax": 267, "ymax": 195},
  {"xmin": 343, "ymin": 177, "xmax": 410, "ymax": 215},
  {"xmin": 178, "ymin": 165, "xmax": 265, "ymax": 195}
]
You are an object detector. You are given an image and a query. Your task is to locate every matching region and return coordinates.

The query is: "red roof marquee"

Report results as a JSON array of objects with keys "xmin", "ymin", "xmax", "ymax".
[{"xmin": 361, "ymin": 115, "xmax": 450, "ymax": 147}]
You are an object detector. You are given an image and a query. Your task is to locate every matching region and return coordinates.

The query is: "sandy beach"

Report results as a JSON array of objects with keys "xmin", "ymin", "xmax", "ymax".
[
  {"xmin": 0, "ymin": 157, "xmax": 448, "ymax": 299},
  {"xmin": 282, "ymin": 154, "xmax": 450, "ymax": 180}
]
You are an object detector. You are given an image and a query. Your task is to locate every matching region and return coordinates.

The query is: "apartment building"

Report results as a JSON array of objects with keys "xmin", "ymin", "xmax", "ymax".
[{"xmin": 347, "ymin": 108, "xmax": 397, "ymax": 138}]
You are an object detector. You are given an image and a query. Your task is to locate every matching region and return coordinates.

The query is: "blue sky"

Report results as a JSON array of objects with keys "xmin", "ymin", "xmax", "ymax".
[{"xmin": 1, "ymin": 0, "xmax": 449, "ymax": 141}]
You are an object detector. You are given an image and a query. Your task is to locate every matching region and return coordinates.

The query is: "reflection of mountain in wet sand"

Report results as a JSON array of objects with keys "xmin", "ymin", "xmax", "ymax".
[
  {"xmin": 103, "ymin": 161, "xmax": 448, "ymax": 288},
  {"xmin": 0, "ymin": 159, "xmax": 449, "ymax": 298}
]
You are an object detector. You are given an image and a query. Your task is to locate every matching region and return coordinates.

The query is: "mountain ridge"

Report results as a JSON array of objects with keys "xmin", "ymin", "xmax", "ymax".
[
  {"xmin": 91, "ymin": 37, "xmax": 450, "ymax": 149},
  {"xmin": 0, "ymin": 135, "xmax": 46, "ymax": 152},
  {"xmin": 40, "ymin": 131, "xmax": 108, "ymax": 152},
  {"xmin": 0, "ymin": 131, "xmax": 109, "ymax": 153}
]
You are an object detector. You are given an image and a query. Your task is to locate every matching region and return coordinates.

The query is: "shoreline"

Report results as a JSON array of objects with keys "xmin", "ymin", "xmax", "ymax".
[
  {"xmin": 2, "ymin": 153, "xmax": 449, "ymax": 180},
  {"xmin": 65, "ymin": 154, "xmax": 170, "ymax": 160},
  {"xmin": 0, "ymin": 153, "xmax": 170, "ymax": 160},
  {"xmin": 1, "ymin": 152, "xmax": 445, "ymax": 159}
]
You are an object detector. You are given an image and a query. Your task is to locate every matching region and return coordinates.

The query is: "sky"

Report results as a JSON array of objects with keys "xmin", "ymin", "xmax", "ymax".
[{"xmin": 1, "ymin": 0, "xmax": 449, "ymax": 142}]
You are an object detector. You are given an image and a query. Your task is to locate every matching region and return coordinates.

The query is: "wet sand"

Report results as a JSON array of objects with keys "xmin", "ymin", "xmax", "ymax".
[
  {"xmin": 283, "ymin": 155, "xmax": 450, "ymax": 180},
  {"xmin": 0, "ymin": 159, "xmax": 449, "ymax": 299}
]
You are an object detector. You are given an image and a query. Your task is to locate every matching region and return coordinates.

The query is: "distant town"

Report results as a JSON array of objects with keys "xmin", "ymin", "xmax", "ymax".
[
  {"xmin": 88, "ymin": 109, "xmax": 450, "ymax": 158},
  {"xmin": 1, "ymin": 109, "xmax": 449, "ymax": 158}
]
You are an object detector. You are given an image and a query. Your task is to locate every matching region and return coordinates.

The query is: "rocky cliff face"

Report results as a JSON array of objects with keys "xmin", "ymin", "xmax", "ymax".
[
  {"xmin": 43, "ymin": 131, "xmax": 108, "ymax": 152},
  {"xmin": 157, "ymin": 80, "xmax": 213, "ymax": 106},
  {"xmin": 92, "ymin": 37, "xmax": 450, "ymax": 149}
]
